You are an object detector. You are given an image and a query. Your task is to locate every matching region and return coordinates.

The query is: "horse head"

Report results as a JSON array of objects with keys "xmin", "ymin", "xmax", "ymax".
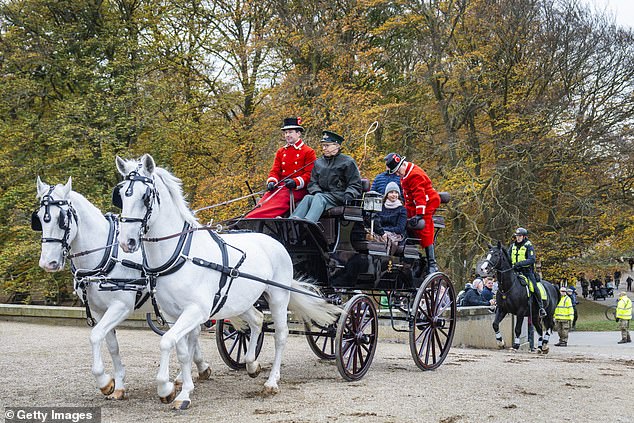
[
  {"xmin": 32, "ymin": 176, "xmax": 77, "ymax": 271},
  {"xmin": 114, "ymin": 154, "xmax": 160, "ymax": 253},
  {"xmin": 480, "ymin": 241, "xmax": 512, "ymax": 277}
]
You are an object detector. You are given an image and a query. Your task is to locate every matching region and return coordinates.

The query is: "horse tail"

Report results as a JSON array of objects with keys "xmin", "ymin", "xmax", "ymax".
[{"xmin": 288, "ymin": 278, "xmax": 340, "ymax": 327}]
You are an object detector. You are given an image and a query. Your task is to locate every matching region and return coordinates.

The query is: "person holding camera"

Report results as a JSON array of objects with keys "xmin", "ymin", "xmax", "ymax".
[{"xmin": 384, "ymin": 153, "xmax": 441, "ymax": 273}]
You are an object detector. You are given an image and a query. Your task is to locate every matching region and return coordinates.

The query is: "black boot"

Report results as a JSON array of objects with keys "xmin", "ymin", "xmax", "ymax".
[{"xmin": 425, "ymin": 245, "xmax": 439, "ymax": 273}]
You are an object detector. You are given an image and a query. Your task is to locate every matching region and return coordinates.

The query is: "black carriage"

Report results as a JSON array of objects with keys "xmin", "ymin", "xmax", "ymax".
[{"xmin": 214, "ymin": 187, "xmax": 457, "ymax": 381}]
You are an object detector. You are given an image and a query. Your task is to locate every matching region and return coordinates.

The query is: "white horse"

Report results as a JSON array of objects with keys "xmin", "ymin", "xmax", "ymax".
[
  {"xmin": 32, "ymin": 177, "xmax": 211, "ymax": 400},
  {"xmin": 115, "ymin": 154, "xmax": 339, "ymax": 409}
]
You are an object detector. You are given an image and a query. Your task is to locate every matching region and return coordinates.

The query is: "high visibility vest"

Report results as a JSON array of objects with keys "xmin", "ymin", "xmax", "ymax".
[
  {"xmin": 616, "ymin": 296, "xmax": 632, "ymax": 320},
  {"xmin": 554, "ymin": 295, "xmax": 574, "ymax": 321},
  {"xmin": 511, "ymin": 241, "xmax": 532, "ymax": 265}
]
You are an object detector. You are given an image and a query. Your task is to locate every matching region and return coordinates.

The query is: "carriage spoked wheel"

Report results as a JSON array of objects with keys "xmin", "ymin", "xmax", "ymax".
[
  {"xmin": 335, "ymin": 294, "xmax": 378, "ymax": 381},
  {"xmin": 409, "ymin": 272, "xmax": 457, "ymax": 371},
  {"xmin": 305, "ymin": 322, "xmax": 337, "ymax": 360},
  {"xmin": 215, "ymin": 320, "xmax": 265, "ymax": 370}
]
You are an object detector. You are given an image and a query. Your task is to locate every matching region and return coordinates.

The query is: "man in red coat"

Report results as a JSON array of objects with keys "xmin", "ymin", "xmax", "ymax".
[
  {"xmin": 385, "ymin": 153, "xmax": 441, "ymax": 273},
  {"xmin": 246, "ymin": 117, "xmax": 316, "ymax": 218}
]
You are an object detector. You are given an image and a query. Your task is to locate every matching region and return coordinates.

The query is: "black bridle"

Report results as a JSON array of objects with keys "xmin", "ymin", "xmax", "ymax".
[
  {"xmin": 112, "ymin": 170, "xmax": 160, "ymax": 234},
  {"xmin": 481, "ymin": 244, "xmax": 515, "ymax": 297},
  {"xmin": 31, "ymin": 186, "xmax": 77, "ymax": 266}
]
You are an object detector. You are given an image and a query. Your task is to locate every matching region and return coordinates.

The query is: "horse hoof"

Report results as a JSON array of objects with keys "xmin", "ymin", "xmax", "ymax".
[
  {"xmin": 160, "ymin": 388, "xmax": 176, "ymax": 404},
  {"xmin": 248, "ymin": 363, "xmax": 262, "ymax": 379},
  {"xmin": 496, "ymin": 341, "xmax": 505, "ymax": 349},
  {"xmin": 99, "ymin": 379, "xmax": 115, "ymax": 396},
  {"xmin": 541, "ymin": 347, "xmax": 549, "ymax": 355},
  {"xmin": 171, "ymin": 400, "xmax": 191, "ymax": 410},
  {"xmin": 198, "ymin": 366, "xmax": 212, "ymax": 381},
  {"xmin": 106, "ymin": 389, "xmax": 127, "ymax": 400},
  {"xmin": 261, "ymin": 385, "xmax": 279, "ymax": 397}
]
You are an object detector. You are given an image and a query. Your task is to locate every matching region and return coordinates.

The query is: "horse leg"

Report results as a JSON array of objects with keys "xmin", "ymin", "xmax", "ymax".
[
  {"xmin": 492, "ymin": 309, "xmax": 507, "ymax": 349},
  {"xmin": 104, "ymin": 329, "xmax": 127, "ymax": 400},
  {"xmin": 191, "ymin": 325, "xmax": 211, "ymax": 381},
  {"xmin": 240, "ymin": 306, "xmax": 264, "ymax": 378},
  {"xmin": 156, "ymin": 307, "xmax": 205, "ymax": 410},
  {"xmin": 512, "ymin": 315, "xmax": 523, "ymax": 350},
  {"xmin": 89, "ymin": 304, "xmax": 131, "ymax": 398},
  {"xmin": 262, "ymin": 290, "xmax": 290, "ymax": 394}
]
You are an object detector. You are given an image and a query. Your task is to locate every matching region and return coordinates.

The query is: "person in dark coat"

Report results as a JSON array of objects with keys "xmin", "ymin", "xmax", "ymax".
[
  {"xmin": 370, "ymin": 170, "xmax": 401, "ymax": 197},
  {"xmin": 290, "ymin": 130, "xmax": 361, "ymax": 222},
  {"xmin": 481, "ymin": 276, "xmax": 495, "ymax": 302},
  {"xmin": 462, "ymin": 279, "xmax": 495, "ymax": 306}
]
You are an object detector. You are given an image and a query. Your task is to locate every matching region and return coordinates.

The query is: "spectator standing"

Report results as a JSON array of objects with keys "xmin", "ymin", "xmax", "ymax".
[
  {"xmin": 614, "ymin": 270, "xmax": 622, "ymax": 290},
  {"xmin": 462, "ymin": 279, "xmax": 495, "ymax": 307},
  {"xmin": 616, "ymin": 291, "xmax": 632, "ymax": 344},
  {"xmin": 247, "ymin": 117, "xmax": 316, "ymax": 218},
  {"xmin": 554, "ymin": 286, "xmax": 574, "ymax": 347},
  {"xmin": 481, "ymin": 276, "xmax": 495, "ymax": 303},
  {"xmin": 626, "ymin": 275, "xmax": 633, "ymax": 292},
  {"xmin": 579, "ymin": 273, "xmax": 589, "ymax": 298},
  {"xmin": 384, "ymin": 153, "xmax": 441, "ymax": 273},
  {"xmin": 290, "ymin": 130, "xmax": 361, "ymax": 222}
]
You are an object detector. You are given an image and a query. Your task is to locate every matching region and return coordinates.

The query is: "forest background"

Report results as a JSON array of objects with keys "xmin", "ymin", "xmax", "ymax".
[{"xmin": 1, "ymin": 0, "xmax": 633, "ymax": 304}]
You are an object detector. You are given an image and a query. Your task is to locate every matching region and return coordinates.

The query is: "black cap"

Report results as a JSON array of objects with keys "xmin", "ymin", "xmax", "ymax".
[
  {"xmin": 384, "ymin": 152, "xmax": 405, "ymax": 174},
  {"xmin": 321, "ymin": 130, "xmax": 344, "ymax": 144},
  {"xmin": 281, "ymin": 117, "xmax": 304, "ymax": 132}
]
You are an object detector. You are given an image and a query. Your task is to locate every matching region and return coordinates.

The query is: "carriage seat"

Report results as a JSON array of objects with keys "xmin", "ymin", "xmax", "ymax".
[{"xmin": 320, "ymin": 178, "xmax": 370, "ymax": 222}]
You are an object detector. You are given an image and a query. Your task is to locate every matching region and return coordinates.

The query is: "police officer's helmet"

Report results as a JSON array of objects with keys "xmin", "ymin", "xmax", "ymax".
[{"xmin": 515, "ymin": 227, "xmax": 528, "ymax": 237}]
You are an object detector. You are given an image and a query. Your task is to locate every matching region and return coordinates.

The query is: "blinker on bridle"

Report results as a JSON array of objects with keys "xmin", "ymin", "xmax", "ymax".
[
  {"xmin": 112, "ymin": 170, "xmax": 160, "ymax": 234},
  {"xmin": 30, "ymin": 186, "xmax": 77, "ymax": 263}
]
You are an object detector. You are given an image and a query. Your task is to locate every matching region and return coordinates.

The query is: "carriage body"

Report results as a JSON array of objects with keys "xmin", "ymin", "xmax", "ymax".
[{"xmin": 219, "ymin": 190, "xmax": 457, "ymax": 380}]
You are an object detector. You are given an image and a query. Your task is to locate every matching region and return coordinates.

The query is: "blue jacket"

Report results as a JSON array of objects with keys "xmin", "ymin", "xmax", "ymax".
[
  {"xmin": 481, "ymin": 286, "xmax": 494, "ymax": 302},
  {"xmin": 370, "ymin": 171, "xmax": 401, "ymax": 195},
  {"xmin": 462, "ymin": 287, "xmax": 490, "ymax": 306},
  {"xmin": 374, "ymin": 205, "xmax": 407, "ymax": 235}
]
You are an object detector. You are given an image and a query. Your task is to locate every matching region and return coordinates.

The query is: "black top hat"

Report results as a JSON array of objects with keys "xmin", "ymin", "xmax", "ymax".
[
  {"xmin": 385, "ymin": 152, "xmax": 406, "ymax": 174},
  {"xmin": 281, "ymin": 117, "xmax": 304, "ymax": 132},
  {"xmin": 321, "ymin": 130, "xmax": 344, "ymax": 144}
]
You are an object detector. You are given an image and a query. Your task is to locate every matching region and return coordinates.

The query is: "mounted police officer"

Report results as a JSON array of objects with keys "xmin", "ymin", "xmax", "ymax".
[{"xmin": 509, "ymin": 227, "xmax": 546, "ymax": 318}]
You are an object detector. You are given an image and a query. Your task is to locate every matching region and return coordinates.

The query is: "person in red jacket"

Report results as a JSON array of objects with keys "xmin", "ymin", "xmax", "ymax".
[
  {"xmin": 246, "ymin": 117, "xmax": 317, "ymax": 218},
  {"xmin": 385, "ymin": 153, "xmax": 441, "ymax": 273}
]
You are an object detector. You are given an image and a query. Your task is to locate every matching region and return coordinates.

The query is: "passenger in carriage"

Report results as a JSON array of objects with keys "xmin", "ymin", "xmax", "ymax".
[
  {"xmin": 384, "ymin": 153, "xmax": 441, "ymax": 273},
  {"xmin": 290, "ymin": 130, "xmax": 362, "ymax": 222},
  {"xmin": 246, "ymin": 117, "xmax": 317, "ymax": 218},
  {"xmin": 370, "ymin": 181, "xmax": 407, "ymax": 252},
  {"xmin": 370, "ymin": 167, "xmax": 401, "ymax": 196}
]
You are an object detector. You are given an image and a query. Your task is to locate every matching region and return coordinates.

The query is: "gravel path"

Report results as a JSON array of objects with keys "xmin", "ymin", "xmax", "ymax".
[{"xmin": 0, "ymin": 321, "xmax": 633, "ymax": 423}]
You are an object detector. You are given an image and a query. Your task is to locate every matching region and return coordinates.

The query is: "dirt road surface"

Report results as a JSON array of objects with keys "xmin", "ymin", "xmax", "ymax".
[{"xmin": 0, "ymin": 321, "xmax": 632, "ymax": 423}]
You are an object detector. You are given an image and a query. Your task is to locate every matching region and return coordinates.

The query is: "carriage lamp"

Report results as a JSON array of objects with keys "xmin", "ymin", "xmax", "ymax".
[{"xmin": 362, "ymin": 191, "xmax": 383, "ymax": 212}]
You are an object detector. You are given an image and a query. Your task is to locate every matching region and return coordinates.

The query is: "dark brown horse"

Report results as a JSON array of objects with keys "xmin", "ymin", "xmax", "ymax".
[{"xmin": 480, "ymin": 241, "xmax": 560, "ymax": 353}]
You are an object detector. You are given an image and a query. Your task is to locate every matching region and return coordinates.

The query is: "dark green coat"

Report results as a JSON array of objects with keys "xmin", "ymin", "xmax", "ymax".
[{"xmin": 308, "ymin": 152, "xmax": 362, "ymax": 204}]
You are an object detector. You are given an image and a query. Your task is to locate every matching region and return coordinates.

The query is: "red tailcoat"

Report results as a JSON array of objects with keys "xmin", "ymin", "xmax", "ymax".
[
  {"xmin": 400, "ymin": 162, "xmax": 440, "ymax": 248},
  {"xmin": 246, "ymin": 140, "xmax": 316, "ymax": 218}
]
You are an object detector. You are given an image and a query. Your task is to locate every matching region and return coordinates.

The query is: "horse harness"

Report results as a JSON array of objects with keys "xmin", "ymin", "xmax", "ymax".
[
  {"xmin": 31, "ymin": 186, "xmax": 78, "ymax": 268},
  {"xmin": 72, "ymin": 214, "xmax": 148, "ymax": 327},
  {"xmin": 116, "ymin": 169, "xmax": 325, "ymax": 324}
]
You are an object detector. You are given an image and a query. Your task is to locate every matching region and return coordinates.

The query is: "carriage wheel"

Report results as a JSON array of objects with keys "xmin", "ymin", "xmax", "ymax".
[
  {"xmin": 409, "ymin": 272, "xmax": 456, "ymax": 371},
  {"xmin": 305, "ymin": 322, "xmax": 337, "ymax": 360},
  {"xmin": 215, "ymin": 320, "xmax": 264, "ymax": 370},
  {"xmin": 335, "ymin": 294, "xmax": 378, "ymax": 381}
]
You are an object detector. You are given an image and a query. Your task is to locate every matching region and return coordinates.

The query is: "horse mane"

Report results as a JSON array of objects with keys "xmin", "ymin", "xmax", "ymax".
[
  {"xmin": 153, "ymin": 166, "xmax": 199, "ymax": 227},
  {"xmin": 68, "ymin": 190, "xmax": 103, "ymax": 217}
]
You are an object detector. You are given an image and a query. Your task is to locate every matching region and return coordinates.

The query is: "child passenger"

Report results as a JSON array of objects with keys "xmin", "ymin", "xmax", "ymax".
[{"xmin": 372, "ymin": 182, "xmax": 407, "ymax": 250}]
